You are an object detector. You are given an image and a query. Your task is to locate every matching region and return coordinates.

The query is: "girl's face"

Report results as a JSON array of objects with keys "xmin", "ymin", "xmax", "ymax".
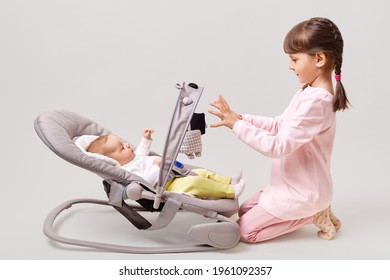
[{"xmin": 288, "ymin": 53, "xmax": 320, "ymax": 86}]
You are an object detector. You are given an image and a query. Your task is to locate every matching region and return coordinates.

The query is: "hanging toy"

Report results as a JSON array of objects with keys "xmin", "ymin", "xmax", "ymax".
[{"xmin": 180, "ymin": 112, "xmax": 206, "ymax": 159}]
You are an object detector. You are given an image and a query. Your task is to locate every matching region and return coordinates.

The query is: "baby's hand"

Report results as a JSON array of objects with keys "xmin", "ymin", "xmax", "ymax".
[
  {"xmin": 143, "ymin": 128, "xmax": 155, "ymax": 140},
  {"xmin": 153, "ymin": 157, "xmax": 162, "ymax": 167}
]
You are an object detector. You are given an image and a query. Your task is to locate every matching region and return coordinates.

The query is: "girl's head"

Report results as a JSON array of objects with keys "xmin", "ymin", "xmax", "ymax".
[{"xmin": 283, "ymin": 17, "xmax": 350, "ymax": 111}]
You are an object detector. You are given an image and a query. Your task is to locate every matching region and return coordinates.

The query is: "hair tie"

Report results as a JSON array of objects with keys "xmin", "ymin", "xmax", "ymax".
[{"xmin": 335, "ymin": 74, "xmax": 341, "ymax": 81}]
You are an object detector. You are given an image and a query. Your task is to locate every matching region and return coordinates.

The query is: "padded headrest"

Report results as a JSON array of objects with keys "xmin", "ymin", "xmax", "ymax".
[{"xmin": 34, "ymin": 110, "xmax": 138, "ymax": 183}]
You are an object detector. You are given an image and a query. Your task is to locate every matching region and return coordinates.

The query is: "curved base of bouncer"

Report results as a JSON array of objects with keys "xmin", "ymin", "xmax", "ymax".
[{"xmin": 43, "ymin": 198, "xmax": 240, "ymax": 254}]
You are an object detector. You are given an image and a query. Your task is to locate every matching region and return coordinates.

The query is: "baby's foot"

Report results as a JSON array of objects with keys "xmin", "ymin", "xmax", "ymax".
[
  {"xmin": 234, "ymin": 179, "xmax": 245, "ymax": 199},
  {"xmin": 231, "ymin": 170, "xmax": 243, "ymax": 185}
]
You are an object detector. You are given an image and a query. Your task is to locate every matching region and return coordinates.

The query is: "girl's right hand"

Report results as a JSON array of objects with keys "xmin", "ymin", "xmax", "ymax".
[{"xmin": 208, "ymin": 95, "xmax": 242, "ymax": 129}]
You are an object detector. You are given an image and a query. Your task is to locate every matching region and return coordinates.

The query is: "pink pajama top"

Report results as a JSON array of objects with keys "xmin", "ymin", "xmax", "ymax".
[{"xmin": 232, "ymin": 86, "xmax": 336, "ymax": 220}]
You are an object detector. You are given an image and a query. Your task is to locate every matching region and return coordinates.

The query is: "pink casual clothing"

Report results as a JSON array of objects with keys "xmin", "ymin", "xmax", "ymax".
[
  {"xmin": 233, "ymin": 86, "xmax": 336, "ymax": 220},
  {"xmin": 237, "ymin": 191, "xmax": 313, "ymax": 243}
]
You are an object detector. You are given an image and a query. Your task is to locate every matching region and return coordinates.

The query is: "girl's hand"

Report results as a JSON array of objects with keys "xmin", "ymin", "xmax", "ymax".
[
  {"xmin": 143, "ymin": 128, "xmax": 155, "ymax": 140},
  {"xmin": 208, "ymin": 95, "xmax": 242, "ymax": 129}
]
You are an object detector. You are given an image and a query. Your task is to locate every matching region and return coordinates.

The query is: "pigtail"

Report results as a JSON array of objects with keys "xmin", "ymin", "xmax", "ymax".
[
  {"xmin": 334, "ymin": 79, "xmax": 349, "ymax": 112},
  {"xmin": 333, "ymin": 54, "xmax": 350, "ymax": 112}
]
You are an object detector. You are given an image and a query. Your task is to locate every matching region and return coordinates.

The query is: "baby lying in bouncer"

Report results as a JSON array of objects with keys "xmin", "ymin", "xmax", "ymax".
[{"xmin": 80, "ymin": 129, "xmax": 245, "ymax": 199}]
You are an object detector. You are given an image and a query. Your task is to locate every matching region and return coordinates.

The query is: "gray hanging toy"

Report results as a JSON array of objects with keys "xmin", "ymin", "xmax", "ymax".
[{"xmin": 179, "ymin": 112, "xmax": 206, "ymax": 159}]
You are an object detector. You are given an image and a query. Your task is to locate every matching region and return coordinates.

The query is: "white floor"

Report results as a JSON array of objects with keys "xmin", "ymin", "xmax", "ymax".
[{"xmin": 2, "ymin": 165, "xmax": 389, "ymax": 260}]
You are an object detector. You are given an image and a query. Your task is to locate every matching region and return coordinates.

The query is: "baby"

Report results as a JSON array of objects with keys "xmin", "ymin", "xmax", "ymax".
[{"xmin": 86, "ymin": 129, "xmax": 245, "ymax": 199}]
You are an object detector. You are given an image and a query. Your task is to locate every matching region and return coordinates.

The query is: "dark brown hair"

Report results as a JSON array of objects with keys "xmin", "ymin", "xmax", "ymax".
[{"xmin": 283, "ymin": 17, "xmax": 350, "ymax": 112}]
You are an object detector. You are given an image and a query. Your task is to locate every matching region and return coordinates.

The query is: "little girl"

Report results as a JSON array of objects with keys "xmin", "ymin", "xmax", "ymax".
[{"xmin": 208, "ymin": 17, "xmax": 349, "ymax": 242}]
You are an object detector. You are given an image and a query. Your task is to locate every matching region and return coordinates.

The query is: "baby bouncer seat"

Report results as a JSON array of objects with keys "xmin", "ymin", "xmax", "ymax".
[{"xmin": 34, "ymin": 82, "xmax": 240, "ymax": 254}]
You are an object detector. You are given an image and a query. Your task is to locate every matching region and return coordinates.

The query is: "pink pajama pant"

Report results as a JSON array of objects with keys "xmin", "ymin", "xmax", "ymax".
[{"xmin": 237, "ymin": 191, "xmax": 314, "ymax": 243}]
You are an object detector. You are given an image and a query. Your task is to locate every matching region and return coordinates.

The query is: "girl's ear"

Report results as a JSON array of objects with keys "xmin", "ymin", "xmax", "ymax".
[{"xmin": 315, "ymin": 52, "xmax": 327, "ymax": 68}]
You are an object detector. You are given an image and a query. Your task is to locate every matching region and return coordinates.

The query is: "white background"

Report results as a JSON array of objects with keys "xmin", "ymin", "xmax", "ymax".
[{"xmin": 1, "ymin": 0, "xmax": 389, "ymax": 263}]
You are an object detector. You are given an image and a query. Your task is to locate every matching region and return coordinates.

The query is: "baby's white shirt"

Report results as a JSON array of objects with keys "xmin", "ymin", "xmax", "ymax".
[{"xmin": 121, "ymin": 137, "xmax": 160, "ymax": 188}]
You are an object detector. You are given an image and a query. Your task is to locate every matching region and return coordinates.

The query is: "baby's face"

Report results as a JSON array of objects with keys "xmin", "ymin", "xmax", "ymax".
[{"xmin": 104, "ymin": 135, "xmax": 135, "ymax": 165}]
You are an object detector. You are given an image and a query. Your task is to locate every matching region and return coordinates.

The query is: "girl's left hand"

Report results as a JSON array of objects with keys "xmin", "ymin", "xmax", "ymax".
[{"xmin": 208, "ymin": 95, "xmax": 242, "ymax": 129}]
